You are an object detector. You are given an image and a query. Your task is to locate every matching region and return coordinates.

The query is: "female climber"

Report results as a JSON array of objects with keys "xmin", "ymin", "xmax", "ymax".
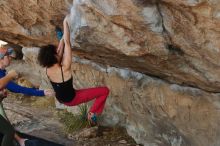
[{"xmin": 38, "ymin": 16, "xmax": 110, "ymax": 125}]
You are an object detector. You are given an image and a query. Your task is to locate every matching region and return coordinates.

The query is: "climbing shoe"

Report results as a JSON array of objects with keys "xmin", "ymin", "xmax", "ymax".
[{"xmin": 87, "ymin": 112, "xmax": 97, "ymax": 126}]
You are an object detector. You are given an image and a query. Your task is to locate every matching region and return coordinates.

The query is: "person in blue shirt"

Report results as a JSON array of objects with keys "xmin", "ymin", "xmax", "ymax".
[
  {"xmin": 0, "ymin": 47, "xmax": 54, "ymax": 146},
  {"xmin": 0, "ymin": 47, "xmax": 53, "ymax": 96}
]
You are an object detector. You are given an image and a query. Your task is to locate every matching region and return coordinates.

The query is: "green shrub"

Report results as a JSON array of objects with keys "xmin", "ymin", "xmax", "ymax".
[{"xmin": 59, "ymin": 104, "xmax": 90, "ymax": 133}]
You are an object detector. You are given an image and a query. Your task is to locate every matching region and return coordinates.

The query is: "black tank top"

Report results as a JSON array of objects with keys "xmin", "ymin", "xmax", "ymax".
[{"xmin": 46, "ymin": 67, "xmax": 75, "ymax": 103}]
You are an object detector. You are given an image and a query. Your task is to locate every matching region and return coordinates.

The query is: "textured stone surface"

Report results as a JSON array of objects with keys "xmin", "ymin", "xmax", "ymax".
[
  {"xmin": 21, "ymin": 48, "xmax": 220, "ymax": 146},
  {"xmin": 0, "ymin": 0, "xmax": 72, "ymax": 46},
  {"xmin": 1, "ymin": 0, "xmax": 220, "ymax": 92},
  {"xmin": 67, "ymin": 0, "xmax": 220, "ymax": 92},
  {"xmin": 1, "ymin": 0, "xmax": 220, "ymax": 146},
  {"xmin": 70, "ymin": 58, "xmax": 220, "ymax": 146}
]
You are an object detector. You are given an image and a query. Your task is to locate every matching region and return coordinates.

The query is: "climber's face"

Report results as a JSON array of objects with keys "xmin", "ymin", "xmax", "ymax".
[
  {"xmin": 0, "ymin": 48, "xmax": 15, "ymax": 68},
  {"xmin": 0, "ymin": 55, "xmax": 11, "ymax": 69},
  {"xmin": 2, "ymin": 55, "xmax": 11, "ymax": 67}
]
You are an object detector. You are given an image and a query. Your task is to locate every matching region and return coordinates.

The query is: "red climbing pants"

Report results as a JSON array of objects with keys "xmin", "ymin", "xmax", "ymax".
[{"xmin": 64, "ymin": 87, "xmax": 109, "ymax": 114}]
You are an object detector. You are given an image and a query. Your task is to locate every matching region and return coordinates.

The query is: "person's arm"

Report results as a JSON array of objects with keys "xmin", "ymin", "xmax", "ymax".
[
  {"xmin": 57, "ymin": 38, "xmax": 65, "ymax": 60},
  {"xmin": 0, "ymin": 70, "xmax": 18, "ymax": 90},
  {"xmin": 62, "ymin": 16, "xmax": 72, "ymax": 70},
  {"xmin": 6, "ymin": 81, "xmax": 45, "ymax": 96}
]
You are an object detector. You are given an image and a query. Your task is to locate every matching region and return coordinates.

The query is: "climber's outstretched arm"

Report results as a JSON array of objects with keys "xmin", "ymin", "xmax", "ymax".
[
  {"xmin": 62, "ymin": 16, "xmax": 72, "ymax": 70},
  {"xmin": 56, "ymin": 38, "xmax": 64, "ymax": 60}
]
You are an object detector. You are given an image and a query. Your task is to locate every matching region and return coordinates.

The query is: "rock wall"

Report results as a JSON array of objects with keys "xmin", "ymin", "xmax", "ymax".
[
  {"xmin": 1, "ymin": 0, "xmax": 220, "ymax": 92},
  {"xmin": 67, "ymin": 0, "xmax": 220, "ymax": 92},
  {"xmin": 22, "ymin": 48, "xmax": 220, "ymax": 146},
  {"xmin": 1, "ymin": 0, "xmax": 220, "ymax": 145},
  {"xmin": 0, "ymin": 0, "xmax": 72, "ymax": 46}
]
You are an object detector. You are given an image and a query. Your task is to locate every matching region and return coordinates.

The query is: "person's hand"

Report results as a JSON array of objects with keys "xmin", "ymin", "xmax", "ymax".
[
  {"xmin": 7, "ymin": 70, "xmax": 18, "ymax": 79},
  {"xmin": 44, "ymin": 89, "xmax": 55, "ymax": 97},
  {"xmin": 56, "ymin": 38, "xmax": 64, "ymax": 54}
]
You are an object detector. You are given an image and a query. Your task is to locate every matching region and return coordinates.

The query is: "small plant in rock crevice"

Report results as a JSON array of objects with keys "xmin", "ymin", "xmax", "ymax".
[{"xmin": 59, "ymin": 104, "xmax": 90, "ymax": 133}]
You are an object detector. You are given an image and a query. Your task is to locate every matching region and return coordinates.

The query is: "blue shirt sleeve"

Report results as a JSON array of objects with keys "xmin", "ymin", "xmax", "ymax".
[
  {"xmin": 6, "ymin": 81, "xmax": 45, "ymax": 96},
  {"xmin": 0, "ymin": 69, "xmax": 44, "ymax": 96}
]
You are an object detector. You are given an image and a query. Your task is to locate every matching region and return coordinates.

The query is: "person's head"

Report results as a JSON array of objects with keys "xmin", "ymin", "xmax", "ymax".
[
  {"xmin": 38, "ymin": 45, "xmax": 59, "ymax": 68},
  {"xmin": 0, "ymin": 47, "xmax": 16, "ymax": 69}
]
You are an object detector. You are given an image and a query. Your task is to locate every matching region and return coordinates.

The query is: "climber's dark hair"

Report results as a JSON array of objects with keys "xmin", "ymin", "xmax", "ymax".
[{"xmin": 38, "ymin": 45, "xmax": 58, "ymax": 68}]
